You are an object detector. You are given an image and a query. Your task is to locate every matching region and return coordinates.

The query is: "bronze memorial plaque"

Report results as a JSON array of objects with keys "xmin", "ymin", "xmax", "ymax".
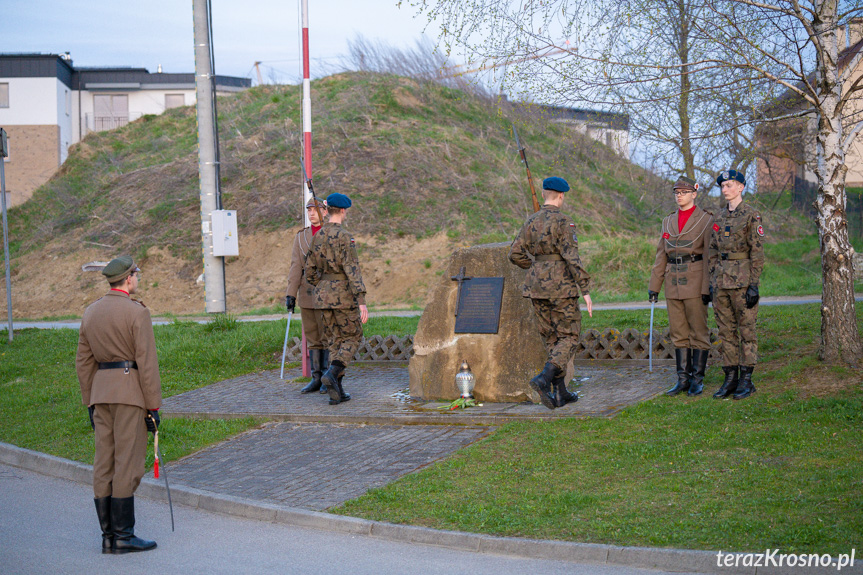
[{"xmin": 454, "ymin": 277, "xmax": 505, "ymax": 334}]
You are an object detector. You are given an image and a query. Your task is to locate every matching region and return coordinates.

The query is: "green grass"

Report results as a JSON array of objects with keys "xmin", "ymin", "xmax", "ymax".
[{"xmin": 332, "ymin": 304, "xmax": 863, "ymax": 555}]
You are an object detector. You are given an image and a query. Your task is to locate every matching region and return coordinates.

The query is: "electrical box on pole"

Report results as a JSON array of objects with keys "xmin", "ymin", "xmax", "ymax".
[{"xmin": 211, "ymin": 210, "xmax": 238, "ymax": 256}]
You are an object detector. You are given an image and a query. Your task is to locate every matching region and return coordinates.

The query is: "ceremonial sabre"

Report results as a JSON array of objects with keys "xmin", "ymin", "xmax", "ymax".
[
  {"xmin": 152, "ymin": 427, "xmax": 174, "ymax": 531},
  {"xmin": 648, "ymin": 300, "xmax": 655, "ymax": 372},
  {"xmin": 280, "ymin": 309, "xmax": 294, "ymax": 379}
]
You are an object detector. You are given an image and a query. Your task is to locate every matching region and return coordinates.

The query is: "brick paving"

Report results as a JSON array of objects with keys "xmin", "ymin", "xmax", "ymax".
[{"xmin": 159, "ymin": 362, "xmax": 676, "ymax": 511}]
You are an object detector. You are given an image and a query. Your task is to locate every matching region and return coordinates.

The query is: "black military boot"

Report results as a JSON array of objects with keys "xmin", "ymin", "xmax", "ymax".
[
  {"xmin": 529, "ymin": 362, "xmax": 560, "ymax": 410},
  {"xmin": 94, "ymin": 496, "xmax": 113, "ymax": 554},
  {"xmin": 300, "ymin": 349, "xmax": 323, "ymax": 393},
  {"xmin": 687, "ymin": 349, "xmax": 709, "ymax": 396},
  {"xmin": 111, "ymin": 496, "xmax": 156, "ymax": 554},
  {"xmin": 319, "ymin": 350, "xmax": 330, "ymax": 394},
  {"xmin": 713, "ymin": 366, "xmax": 739, "ymax": 399},
  {"xmin": 553, "ymin": 376, "xmax": 578, "ymax": 407},
  {"xmin": 733, "ymin": 366, "xmax": 756, "ymax": 400},
  {"xmin": 335, "ymin": 371, "xmax": 351, "ymax": 403},
  {"xmin": 323, "ymin": 361, "xmax": 349, "ymax": 405},
  {"xmin": 666, "ymin": 348, "xmax": 692, "ymax": 396}
]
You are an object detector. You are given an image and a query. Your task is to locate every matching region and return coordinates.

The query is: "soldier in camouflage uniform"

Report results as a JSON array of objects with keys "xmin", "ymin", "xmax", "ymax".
[
  {"xmin": 509, "ymin": 176, "xmax": 593, "ymax": 410},
  {"xmin": 648, "ymin": 176, "xmax": 714, "ymax": 396},
  {"xmin": 305, "ymin": 192, "xmax": 369, "ymax": 405},
  {"xmin": 708, "ymin": 169, "xmax": 764, "ymax": 400}
]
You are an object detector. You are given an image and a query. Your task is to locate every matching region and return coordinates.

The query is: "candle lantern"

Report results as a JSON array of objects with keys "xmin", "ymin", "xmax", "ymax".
[{"xmin": 454, "ymin": 360, "xmax": 476, "ymax": 398}]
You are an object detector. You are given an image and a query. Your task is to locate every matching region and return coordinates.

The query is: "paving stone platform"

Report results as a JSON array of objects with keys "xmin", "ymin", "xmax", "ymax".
[
  {"xmin": 158, "ymin": 362, "xmax": 675, "ymax": 511},
  {"xmin": 162, "ymin": 363, "xmax": 676, "ymax": 424}
]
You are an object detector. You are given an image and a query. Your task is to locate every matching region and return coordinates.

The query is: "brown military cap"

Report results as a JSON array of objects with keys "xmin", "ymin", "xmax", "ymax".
[
  {"xmin": 102, "ymin": 256, "xmax": 139, "ymax": 283},
  {"xmin": 673, "ymin": 176, "xmax": 699, "ymax": 191},
  {"xmin": 305, "ymin": 197, "xmax": 325, "ymax": 209}
]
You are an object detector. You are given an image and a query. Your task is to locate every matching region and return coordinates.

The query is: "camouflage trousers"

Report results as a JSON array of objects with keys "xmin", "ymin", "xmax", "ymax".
[
  {"xmin": 713, "ymin": 287, "xmax": 758, "ymax": 367},
  {"xmin": 321, "ymin": 308, "xmax": 363, "ymax": 366},
  {"xmin": 530, "ymin": 297, "xmax": 582, "ymax": 370}
]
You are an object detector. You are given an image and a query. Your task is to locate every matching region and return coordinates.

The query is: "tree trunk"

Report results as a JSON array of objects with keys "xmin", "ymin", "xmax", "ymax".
[{"xmin": 814, "ymin": 2, "xmax": 863, "ymax": 364}]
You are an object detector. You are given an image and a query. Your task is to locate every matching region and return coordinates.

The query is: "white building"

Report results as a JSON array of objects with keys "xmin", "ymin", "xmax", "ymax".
[{"xmin": 0, "ymin": 53, "xmax": 250, "ymax": 207}]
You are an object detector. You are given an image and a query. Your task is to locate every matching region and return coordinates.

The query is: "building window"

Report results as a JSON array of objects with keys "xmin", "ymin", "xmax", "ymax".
[
  {"xmin": 0, "ymin": 83, "xmax": 9, "ymax": 108},
  {"xmin": 165, "ymin": 94, "xmax": 184, "ymax": 109},
  {"xmin": 93, "ymin": 94, "xmax": 129, "ymax": 131}
]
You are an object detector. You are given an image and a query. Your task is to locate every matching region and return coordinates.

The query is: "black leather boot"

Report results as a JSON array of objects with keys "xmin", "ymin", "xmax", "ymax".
[
  {"xmin": 687, "ymin": 349, "xmax": 709, "ymax": 396},
  {"xmin": 111, "ymin": 496, "xmax": 156, "ymax": 554},
  {"xmin": 733, "ymin": 366, "xmax": 756, "ymax": 400},
  {"xmin": 323, "ymin": 361, "xmax": 349, "ymax": 405},
  {"xmin": 713, "ymin": 366, "xmax": 739, "ymax": 399},
  {"xmin": 301, "ymin": 349, "xmax": 323, "ymax": 393},
  {"xmin": 319, "ymin": 350, "xmax": 330, "ymax": 394},
  {"xmin": 529, "ymin": 362, "xmax": 560, "ymax": 410},
  {"xmin": 666, "ymin": 348, "xmax": 692, "ymax": 396},
  {"xmin": 335, "ymin": 371, "xmax": 351, "ymax": 403},
  {"xmin": 553, "ymin": 376, "xmax": 578, "ymax": 407},
  {"xmin": 94, "ymin": 496, "xmax": 113, "ymax": 554}
]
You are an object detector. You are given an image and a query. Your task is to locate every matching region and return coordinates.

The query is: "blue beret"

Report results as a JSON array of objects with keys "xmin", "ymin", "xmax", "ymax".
[
  {"xmin": 542, "ymin": 176, "xmax": 570, "ymax": 193},
  {"xmin": 326, "ymin": 193, "xmax": 352, "ymax": 209},
  {"xmin": 716, "ymin": 169, "xmax": 745, "ymax": 186}
]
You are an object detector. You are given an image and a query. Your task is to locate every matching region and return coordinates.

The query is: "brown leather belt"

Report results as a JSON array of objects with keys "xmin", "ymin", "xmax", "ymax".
[
  {"xmin": 98, "ymin": 361, "xmax": 138, "ymax": 370},
  {"xmin": 667, "ymin": 254, "xmax": 703, "ymax": 264},
  {"xmin": 720, "ymin": 253, "xmax": 749, "ymax": 260},
  {"xmin": 320, "ymin": 273, "xmax": 348, "ymax": 280},
  {"xmin": 534, "ymin": 254, "xmax": 563, "ymax": 261}
]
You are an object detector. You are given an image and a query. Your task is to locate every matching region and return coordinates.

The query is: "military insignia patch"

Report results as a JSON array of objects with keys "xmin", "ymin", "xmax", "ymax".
[
  {"xmin": 662, "ymin": 232, "xmax": 670, "ymax": 239},
  {"xmin": 721, "ymin": 171, "xmax": 730, "ymax": 180},
  {"xmin": 713, "ymin": 223, "xmax": 720, "ymax": 232},
  {"xmin": 757, "ymin": 225, "xmax": 764, "ymax": 236}
]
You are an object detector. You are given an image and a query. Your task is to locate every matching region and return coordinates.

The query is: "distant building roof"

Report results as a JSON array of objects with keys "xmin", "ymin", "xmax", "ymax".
[{"xmin": 0, "ymin": 53, "xmax": 251, "ymax": 92}]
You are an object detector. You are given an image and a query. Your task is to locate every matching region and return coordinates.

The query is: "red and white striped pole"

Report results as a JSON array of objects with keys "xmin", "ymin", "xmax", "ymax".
[{"xmin": 300, "ymin": 0, "xmax": 312, "ymax": 377}]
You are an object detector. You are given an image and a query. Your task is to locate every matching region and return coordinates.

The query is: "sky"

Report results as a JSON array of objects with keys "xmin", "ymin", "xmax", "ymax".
[{"xmin": 0, "ymin": 0, "xmax": 440, "ymax": 83}]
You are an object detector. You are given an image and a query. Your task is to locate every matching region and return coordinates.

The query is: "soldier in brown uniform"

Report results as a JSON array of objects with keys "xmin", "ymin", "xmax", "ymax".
[
  {"xmin": 286, "ymin": 197, "xmax": 331, "ymax": 394},
  {"xmin": 76, "ymin": 256, "xmax": 161, "ymax": 554},
  {"xmin": 509, "ymin": 177, "xmax": 593, "ymax": 410},
  {"xmin": 648, "ymin": 176, "xmax": 715, "ymax": 396},
  {"xmin": 305, "ymin": 192, "xmax": 369, "ymax": 405},
  {"xmin": 708, "ymin": 169, "xmax": 764, "ymax": 400}
]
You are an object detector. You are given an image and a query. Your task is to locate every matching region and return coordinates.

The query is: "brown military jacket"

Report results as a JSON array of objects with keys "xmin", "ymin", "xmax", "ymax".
[
  {"xmin": 508, "ymin": 204, "xmax": 591, "ymax": 299},
  {"xmin": 305, "ymin": 222, "xmax": 367, "ymax": 309},
  {"xmin": 649, "ymin": 205, "xmax": 714, "ymax": 300},
  {"xmin": 76, "ymin": 291, "xmax": 162, "ymax": 410},
  {"xmin": 709, "ymin": 201, "xmax": 765, "ymax": 289},
  {"xmin": 285, "ymin": 226, "xmax": 318, "ymax": 309}
]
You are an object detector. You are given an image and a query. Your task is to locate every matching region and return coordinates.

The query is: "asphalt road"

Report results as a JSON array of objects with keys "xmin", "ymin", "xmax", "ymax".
[{"xmin": 0, "ymin": 463, "xmax": 702, "ymax": 575}]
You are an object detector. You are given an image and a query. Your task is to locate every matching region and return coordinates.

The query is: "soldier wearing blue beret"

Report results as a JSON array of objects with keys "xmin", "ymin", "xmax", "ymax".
[
  {"xmin": 305, "ymin": 192, "xmax": 368, "ymax": 405},
  {"xmin": 509, "ymin": 176, "xmax": 593, "ymax": 409},
  {"xmin": 709, "ymin": 169, "xmax": 765, "ymax": 400}
]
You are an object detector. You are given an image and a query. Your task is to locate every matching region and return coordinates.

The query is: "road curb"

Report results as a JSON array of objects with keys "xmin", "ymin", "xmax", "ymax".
[{"xmin": 3, "ymin": 441, "xmax": 858, "ymax": 575}]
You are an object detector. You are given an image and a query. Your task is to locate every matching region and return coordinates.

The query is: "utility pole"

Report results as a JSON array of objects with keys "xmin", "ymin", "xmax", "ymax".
[
  {"xmin": 193, "ymin": 0, "xmax": 226, "ymax": 313},
  {"xmin": 253, "ymin": 61, "xmax": 264, "ymax": 86},
  {"xmin": 0, "ymin": 128, "xmax": 11, "ymax": 341}
]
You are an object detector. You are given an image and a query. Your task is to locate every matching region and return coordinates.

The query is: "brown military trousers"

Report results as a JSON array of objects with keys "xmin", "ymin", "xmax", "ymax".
[
  {"xmin": 321, "ymin": 308, "xmax": 363, "ymax": 366},
  {"xmin": 300, "ymin": 306, "xmax": 326, "ymax": 349},
  {"xmin": 93, "ymin": 403, "xmax": 148, "ymax": 499},
  {"xmin": 531, "ymin": 297, "xmax": 582, "ymax": 370},
  {"xmin": 667, "ymin": 298, "xmax": 710, "ymax": 350},
  {"xmin": 714, "ymin": 287, "xmax": 758, "ymax": 367}
]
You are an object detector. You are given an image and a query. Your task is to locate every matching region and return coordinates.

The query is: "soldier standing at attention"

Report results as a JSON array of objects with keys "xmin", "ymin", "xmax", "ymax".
[
  {"xmin": 305, "ymin": 192, "xmax": 369, "ymax": 405},
  {"xmin": 709, "ymin": 169, "xmax": 764, "ymax": 400},
  {"xmin": 509, "ymin": 176, "xmax": 593, "ymax": 410},
  {"xmin": 285, "ymin": 197, "xmax": 331, "ymax": 395},
  {"xmin": 76, "ymin": 256, "xmax": 161, "ymax": 554},
  {"xmin": 648, "ymin": 176, "xmax": 715, "ymax": 396}
]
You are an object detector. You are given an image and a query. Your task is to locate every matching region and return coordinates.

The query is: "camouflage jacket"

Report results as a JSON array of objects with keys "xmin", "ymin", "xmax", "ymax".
[
  {"xmin": 508, "ymin": 205, "xmax": 591, "ymax": 299},
  {"xmin": 648, "ymin": 205, "xmax": 713, "ymax": 299},
  {"xmin": 708, "ymin": 201, "xmax": 765, "ymax": 290},
  {"xmin": 304, "ymin": 222, "xmax": 366, "ymax": 309}
]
